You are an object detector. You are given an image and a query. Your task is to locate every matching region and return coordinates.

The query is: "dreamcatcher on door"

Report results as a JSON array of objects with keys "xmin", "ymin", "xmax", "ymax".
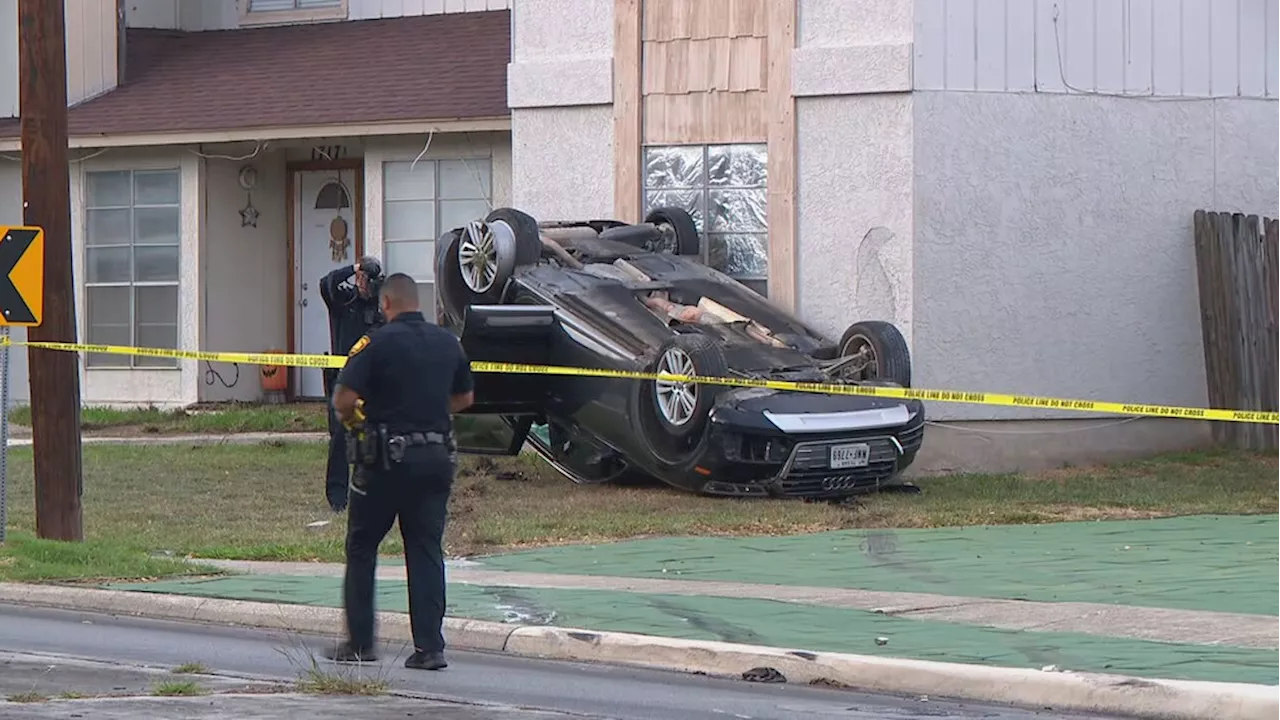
[{"xmin": 315, "ymin": 177, "xmax": 353, "ymax": 263}]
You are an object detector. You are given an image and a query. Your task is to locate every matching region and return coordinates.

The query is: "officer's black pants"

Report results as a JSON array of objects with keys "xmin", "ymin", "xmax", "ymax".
[
  {"xmin": 342, "ymin": 446, "xmax": 453, "ymax": 654},
  {"xmin": 322, "ymin": 368, "xmax": 349, "ymax": 511}
]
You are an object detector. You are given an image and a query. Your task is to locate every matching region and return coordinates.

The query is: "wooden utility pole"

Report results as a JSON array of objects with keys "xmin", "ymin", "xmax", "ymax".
[{"xmin": 19, "ymin": 0, "xmax": 83, "ymax": 541}]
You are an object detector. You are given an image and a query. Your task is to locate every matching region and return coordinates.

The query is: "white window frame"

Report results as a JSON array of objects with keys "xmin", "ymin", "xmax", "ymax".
[
  {"xmin": 83, "ymin": 168, "xmax": 182, "ymax": 369},
  {"xmin": 380, "ymin": 156, "xmax": 494, "ymax": 318},
  {"xmin": 642, "ymin": 143, "xmax": 770, "ymax": 297},
  {"xmin": 239, "ymin": 0, "xmax": 347, "ymax": 26}
]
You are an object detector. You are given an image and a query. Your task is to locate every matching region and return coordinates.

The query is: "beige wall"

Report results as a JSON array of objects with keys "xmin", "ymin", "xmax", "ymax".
[{"xmin": 199, "ymin": 144, "xmax": 290, "ymax": 403}]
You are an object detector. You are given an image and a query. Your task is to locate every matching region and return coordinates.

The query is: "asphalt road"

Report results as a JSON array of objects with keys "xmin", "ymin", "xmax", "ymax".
[{"xmin": 0, "ymin": 604, "xmax": 1117, "ymax": 720}]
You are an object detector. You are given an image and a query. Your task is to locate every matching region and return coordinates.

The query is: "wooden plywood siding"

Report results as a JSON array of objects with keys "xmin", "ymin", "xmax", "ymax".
[
  {"xmin": 915, "ymin": 0, "xmax": 1279, "ymax": 98},
  {"xmin": 65, "ymin": 0, "xmax": 119, "ymax": 106},
  {"xmin": 641, "ymin": 0, "xmax": 769, "ymax": 145}
]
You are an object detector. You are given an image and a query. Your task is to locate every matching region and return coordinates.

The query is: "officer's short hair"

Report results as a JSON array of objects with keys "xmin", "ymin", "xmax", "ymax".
[{"xmin": 382, "ymin": 272, "xmax": 419, "ymax": 308}]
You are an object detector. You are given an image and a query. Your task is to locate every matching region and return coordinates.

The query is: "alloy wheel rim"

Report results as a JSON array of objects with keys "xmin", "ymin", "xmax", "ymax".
[
  {"xmin": 458, "ymin": 221, "xmax": 500, "ymax": 293},
  {"xmin": 655, "ymin": 347, "xmax": 698, "ymax": 426}
]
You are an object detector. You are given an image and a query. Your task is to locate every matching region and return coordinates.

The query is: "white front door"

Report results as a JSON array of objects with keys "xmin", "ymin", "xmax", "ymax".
[{"xmin": 293, "ymin": 168, "xmax": 360, "ymax": 399}]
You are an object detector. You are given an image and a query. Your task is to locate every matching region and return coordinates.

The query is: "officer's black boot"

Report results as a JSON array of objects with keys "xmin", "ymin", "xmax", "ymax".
[
  {"xmin": 323, "ymin": 641, "xmax": 378, "ymax": 663},
  {"xmin": 404, "ymin": 649, "xmax": 447, "ymax": 671}
]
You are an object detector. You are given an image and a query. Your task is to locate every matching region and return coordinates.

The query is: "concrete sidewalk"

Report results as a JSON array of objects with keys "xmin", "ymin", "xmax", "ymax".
[
  {"xmin": 5, "ymin": 432, "xmax": 328, "ymax": 448},
  {"xmin": 99, "ymin": 514, "xmax": 1278, "ymax": 688}
]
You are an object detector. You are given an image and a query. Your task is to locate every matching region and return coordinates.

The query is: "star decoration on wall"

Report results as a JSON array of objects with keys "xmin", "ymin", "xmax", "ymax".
[{"xmin": 240, "ymin": 200, "xmax": 259, "ymax": 228}]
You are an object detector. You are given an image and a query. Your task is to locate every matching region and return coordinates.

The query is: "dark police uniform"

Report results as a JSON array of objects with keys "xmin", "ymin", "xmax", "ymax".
[
  {"xmin": 332, "ymin": 309, "xmax": 473, "ymax": 665},
  {"xmin": 320, "ymin": 263, "xmax": 384, "ymax": 512}
]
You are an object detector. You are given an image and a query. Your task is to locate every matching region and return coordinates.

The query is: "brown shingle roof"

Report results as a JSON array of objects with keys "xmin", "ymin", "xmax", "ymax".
[{"xmin": 0, "ymin": 11, "xmax": 511, "ymax": 139}]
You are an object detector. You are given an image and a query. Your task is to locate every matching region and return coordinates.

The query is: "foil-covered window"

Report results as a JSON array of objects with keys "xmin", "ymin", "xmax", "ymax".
[{"xmin": 643, "ymin": 143, "xmax": 768, "ymax": 294}]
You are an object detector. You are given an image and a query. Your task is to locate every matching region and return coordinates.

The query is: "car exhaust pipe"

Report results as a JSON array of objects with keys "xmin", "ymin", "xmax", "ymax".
[{"xmin": 537, "ymin": 231, "xmax": 585, "ymax": 270}]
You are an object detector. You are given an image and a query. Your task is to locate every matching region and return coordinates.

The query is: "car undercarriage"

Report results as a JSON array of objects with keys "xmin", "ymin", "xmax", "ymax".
[{"xmin": 436, "ymin": 206, "xmax": 926, "ymax": 501}]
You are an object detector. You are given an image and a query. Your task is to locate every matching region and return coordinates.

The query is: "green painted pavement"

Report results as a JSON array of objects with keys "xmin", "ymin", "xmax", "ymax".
[
  {"xmin": 473, "ymin": 515, "xmax": 1279, "ymax": 616},
  {"xmin": 104, "ymin": 575, "xmax": 1278, "ymax": 686}
]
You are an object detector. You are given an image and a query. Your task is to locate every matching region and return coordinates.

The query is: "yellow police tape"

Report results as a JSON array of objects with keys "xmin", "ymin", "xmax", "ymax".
[{"xmin": 2, "ymin": 335, "xmax": 1275, "ymax": 425}]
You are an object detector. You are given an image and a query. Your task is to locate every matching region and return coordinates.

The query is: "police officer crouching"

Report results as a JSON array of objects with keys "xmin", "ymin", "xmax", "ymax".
[{"xmin": 326, "ymin": 272, "xmax": 475, "ymax": 670}]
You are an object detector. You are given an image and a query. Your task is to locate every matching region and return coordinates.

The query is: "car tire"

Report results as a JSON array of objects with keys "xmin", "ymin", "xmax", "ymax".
[
  {"xmin": 485, "ymin": 207, "xmax": 544, "ymax": 267},
  {"xmin": 838, "ymin": 320, "xmax": 912, "ymax": 387},
  {"xmin": 434, "ymin": 228, "xmax": 467, "ymax": 327},
  {"xmin": 648, "ymin": 333, "xmax": 729, "ymax": 440},
  {"xmin": 643, "ymin": 207, "xmax": 701, "ymax": 256},
  {"xmin": 599, "ymin": 223, "xmax": 665, "ymax": 250},
  {"xmin": 447, "ymin": 208, "xmax": 544, "ymax": 306}
]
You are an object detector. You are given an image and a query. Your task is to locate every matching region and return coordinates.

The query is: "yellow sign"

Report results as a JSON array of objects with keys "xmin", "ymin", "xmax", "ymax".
[
  {"xmin": 1, "ymin": 336, "xmax": 1275, "ymax": 425},
  {"xmin": 0, "ymin": 226, "xmax": 43, "ymax": 327}
]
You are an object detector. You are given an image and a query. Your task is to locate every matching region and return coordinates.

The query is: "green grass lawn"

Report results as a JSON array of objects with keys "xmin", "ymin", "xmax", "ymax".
[
  {"xmin": 7, "ymin": 402, "xmax": 328, "ymax": 435},
  {"xmin": 1, "ymin": 441, "xmax": 1274, "ymax": 581}
]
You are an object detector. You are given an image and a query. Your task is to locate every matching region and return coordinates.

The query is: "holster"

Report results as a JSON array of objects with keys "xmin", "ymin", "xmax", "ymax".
[
  {"xmin": 344, "ymin": 426, "xmax": 384, "ymax": 469},
  {"xmin": 383, "ymin": 428, "xmax": 451, "ymax": 466}
]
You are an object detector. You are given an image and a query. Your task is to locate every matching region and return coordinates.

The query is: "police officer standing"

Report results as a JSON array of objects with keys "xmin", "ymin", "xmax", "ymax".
[
  {"xmin": 326, "ymin": 272, "xmax": 474, "ymax": 671},
  {"xmin": 320, "ymin": 256, "xmax": 385, "ymax": 512}
]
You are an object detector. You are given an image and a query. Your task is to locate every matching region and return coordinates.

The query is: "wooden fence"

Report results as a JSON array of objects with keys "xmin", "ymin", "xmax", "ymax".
[{"xmin": 1192, "ymin": 211, "xmax": 1279, "ymax": 452}]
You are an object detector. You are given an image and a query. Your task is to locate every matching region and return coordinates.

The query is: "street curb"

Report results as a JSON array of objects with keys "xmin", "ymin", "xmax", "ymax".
[{"xmin": 0, "ymin": 583, "xmax": 1274, "ymax": 720}]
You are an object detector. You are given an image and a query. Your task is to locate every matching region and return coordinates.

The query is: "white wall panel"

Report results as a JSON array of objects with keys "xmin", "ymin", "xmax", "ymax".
[
  {"xmin": 974, "ymin": 0, "xmax": 1005, "ymax": 91},
  {"xmin": 1151, "ymin": 0, "xmax": 1182, "ymax": 94},
  {"xmin": 1269, "ymin": 0, "xmax": 1280, "ymax": 96},
  {"xmin": 0, "ymin": 0, "xmax": 15, "ymax": 118},
  {"xmin": 944, "ymin": 0, "xmax": 975, "ymax": 89},
  {"xmin": 1125, "ymin": 0, "xmax": 1153, "ymax": 93},
  {"xmin": 1240, "ymin": 0, "xmax": 1269, "ymax": 96},
  {"xmin": 915, "ymin": 0, "xmax": 1279, "ymax": 98},
  {"xmin": 65, "ymin": 0, "xmax": 119, "ymax": 106},
  {"xmin": 1005, "ymin": 0, "xmax": 1035, "ymax": 91}
]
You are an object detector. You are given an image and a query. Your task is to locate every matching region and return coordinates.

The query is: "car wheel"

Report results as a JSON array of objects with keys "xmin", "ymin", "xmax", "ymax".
[
  {"xmin": 837, "ymin": 320, "xmax": 912, "ymax": 387},
  {"xmin": 643, "ymin": 207, "xmax": 701, "ymax": 256},
  {"xmin": 449, "ymin": 208, "xmax": 543, "ymax": 305},
  {"xmin": 650, "ymin": 334, "xmax": 729, "ymax": 439}
]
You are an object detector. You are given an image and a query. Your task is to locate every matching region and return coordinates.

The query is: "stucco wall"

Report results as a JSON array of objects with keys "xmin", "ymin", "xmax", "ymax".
[
  {"xmin": 508, "ymin": 0, "xmax": 614, "ymax": 221},
  {"xmin": 911, "ymin": 92, "xmax": 1280, "ymax": 421},
  {"xmin": 793, "ymin": 0, "xmax": 915, "ymax": 344}
]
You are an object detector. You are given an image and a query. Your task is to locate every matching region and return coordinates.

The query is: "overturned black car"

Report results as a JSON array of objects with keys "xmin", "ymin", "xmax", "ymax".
[{"xmin": 434, "ymin": 206, "xmax": 926, "ymax": 500}]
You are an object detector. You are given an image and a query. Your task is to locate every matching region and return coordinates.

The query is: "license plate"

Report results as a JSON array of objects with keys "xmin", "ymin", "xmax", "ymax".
[{"xmin": 829, "ymin": 443, "xmax": 871, "ymax": 469}]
